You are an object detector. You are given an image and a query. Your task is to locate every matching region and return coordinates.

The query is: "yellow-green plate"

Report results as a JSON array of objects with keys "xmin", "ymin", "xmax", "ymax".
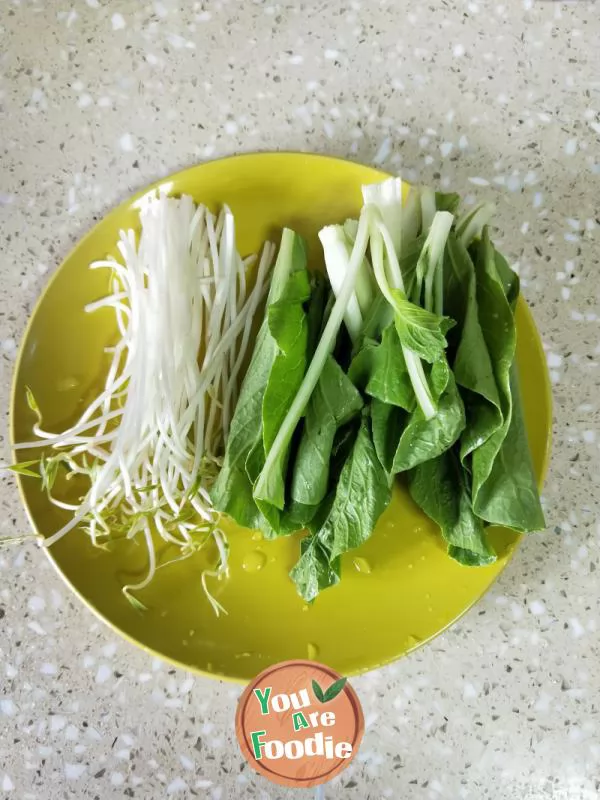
[{"xmin": 11, "ymin": 153, "xmax": 551, "ymax": 682}]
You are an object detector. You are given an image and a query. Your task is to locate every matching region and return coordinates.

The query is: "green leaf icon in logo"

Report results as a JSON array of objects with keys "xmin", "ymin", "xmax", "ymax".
[
  {"xmin": 312, "ymin": 679, "xmax": 326, "ymax": 703},
  {"xmin": 312, "ymin": 677, "xmax": 347, "ymax": 703}
]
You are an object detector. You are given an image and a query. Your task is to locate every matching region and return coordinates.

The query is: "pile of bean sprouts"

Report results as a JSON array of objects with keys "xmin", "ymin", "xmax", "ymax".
[{"xmin": 14, "ymin": 193, "xmax": 274, "ymax": 613}]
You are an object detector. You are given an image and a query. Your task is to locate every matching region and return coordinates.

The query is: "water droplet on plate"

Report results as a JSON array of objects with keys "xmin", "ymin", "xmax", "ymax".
[
  {"xmin": 235, "ymin": 651, "xmax": 253, "ymax": 659},
  {"xmin": 251, "ymin": 531, "xmax": 262, "ymax": 541},
  {"xmin": 307, "ymin": 642, "xmax": 319, "ymax": 660},
  {"xmin": 302, "ymin": 604, "xmax": 310, "ymax": 612},
  {"xmin": 242, "ymin": 550, "xmax": 266, "ymax": 572},
  {"xmin": 352, "ymin": 556, "xmax": 372, "ymax": 574},
  {"xmin": 56, "ymin": 376, "xmax": 79, "ymax": 392}
]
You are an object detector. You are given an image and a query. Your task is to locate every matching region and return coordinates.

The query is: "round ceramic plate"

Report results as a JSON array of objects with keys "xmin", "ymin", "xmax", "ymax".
[{"xmin": 11, "ymin": 153, "xmax": 551, "ymax": 682}]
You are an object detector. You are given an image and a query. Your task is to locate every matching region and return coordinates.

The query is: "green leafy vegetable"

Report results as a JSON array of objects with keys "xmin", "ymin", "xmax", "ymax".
[
  {"xmin": 493, "ymin": 247, "xmax": 520, "ymax": 309},
  {"xmin": 456, "ymin": 202, "xmax": 495, "ymax": 248},
  {"xmin": 255, "ymin": 259, "xmax": 311, "ymax": 510},
  {"xmin": 211, "ymin": 229, "xmax": 302, "ymax": 529},
  {"xmin": 211, "ymin": 175, "xmax": 546, "ymax": 602},
  {"xmin": 290, "ymin": 414, "xmax": 391, "ymax": 601},
  {"xmin": 370, "ymin": 398, "xmax": 405, "ymax": 474},
  {"xmin": 290, "ymin": 356, "xmax": 363, "ymax": 506},
  {"xmin": 390, "ymin": 365, "xmax": 465, "ymax": 473},
  {"xmin": 369, "ymin": 221, "xmax": 436, "ymax": 419},
  {"xmin": 471, "ymin": 366, "xmax": 545, "ymax": 531},
  {"xmin": 348, "ymin": 324, "xmax": 415, "ymax": 410},
  {"xmin": 443, "ymin": 233, "xmax": 502, "ymax": 462},
  {"xmin": 392, "ymin": 291, "xmax": 454, "ymax": 363},
  {"xmin": 253, "ymin": 207, "xmax": 372, "ymax": 507},
  {"xmin": 435, "ymin": 191, "xmax": 461, "ymax": 215},
  {"xmin": 319, "ymin": 414, "xmax": 391, "ymax": 562},
  {"xmin": 467, "ymin": 228, "xmax": 517, "ymax": 506},
  {"xmin": 409, "ymin": 450, "xmax": 496, "ymax": 565},
  {"xmin": 290, "ymin": 537, "xmax": 341, "ymax": 603}
]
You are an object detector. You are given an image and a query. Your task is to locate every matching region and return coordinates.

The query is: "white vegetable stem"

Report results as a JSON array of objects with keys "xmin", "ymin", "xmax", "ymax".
[
  {"xmin": 420, "ymin": 187, "xmax": 437, "ymax": 235},
  {"xmin": 319, "ymin": 226, "xmax": 364, "ymax": 342},
  {"xmin": 253, "ymin": 207, "xmax": 371, "ymax": 501},
  {"xmin": 456, "ymin": 202, "xmax": 495, "ymax": 248},
  {"xmin": 416, "ymin": 211, "xmax": 454, "ymax": 314},
  {"xmin": 361, "ymin": 177, "xmax": 438, "ymax": 420},
  {"xmin": 22, "ymin": 194, "xmax": 273, "ymax": 614},
  {"xmin": 362, "ymin": 177, "xmax": 404, "ymax": 255},
  {"xmin": 370, "ymin": 221, "xmax": 437, "ymax": 421}
]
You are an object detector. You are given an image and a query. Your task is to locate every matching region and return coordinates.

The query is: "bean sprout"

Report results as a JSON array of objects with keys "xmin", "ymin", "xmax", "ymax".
[{"xmin": 16, "ymin": 194, "xmax": 274, "ymax": 614}]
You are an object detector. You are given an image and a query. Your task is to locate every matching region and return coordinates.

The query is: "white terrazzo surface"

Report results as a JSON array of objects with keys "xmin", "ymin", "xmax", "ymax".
[{"xmin": 1, "ymin": 1, "xmax": 599, "ymax": 798}]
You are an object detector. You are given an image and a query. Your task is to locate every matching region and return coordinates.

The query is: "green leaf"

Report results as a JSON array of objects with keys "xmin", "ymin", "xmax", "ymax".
[
  {"xmin": 319, "ymin": 414, "xmax": 392, "ymax": 563},
  {"xmin": 453, "ymin": 230, "xmax": 543, "ymax": 533},
  {"xmin": 257, "ymin": 499, "xmax": 318, "ymax": 540},
  {"xmin": 435, "ymin": 191, "xmax": 461, "ymax": 215},
  {"xmin": 443, "ymin": 234, "xmax": 502, "ymax": 461},
  {"xmin": 210, "ymin": 317, "xmax": 276, "ymax": 529},
  {"xmin": 253, "ymin": 208, "xmax": 372, "ymax": 515},
  {"xmin": 254, "ymin": 237, "xmax": 311, "ymax": 511},
  {"xmin": 290, "ymin": 356, "xmax": 363, "ymax": 507},
  {"xmin": 25, "ymin": 386, "xmax": 42, "ymax": 425},
  {"xmin": 471, "ymin": 366, "xmax": 545, "ymax": 532},
  {"xmin": 2, "ymin": 460, "xmax": 41, "ymax": 479},
  {"xmin": 210, "ymin": 229, "xmax": 308, "ymax": 528},
  {"xmin": 391, "ymin": 289, "xmax": 454, "ymax": 363},
  {"xmin": 290, "ymin": 415, "xmax": 390, "ymax": 602},
  {"xmin": 306, "ymin": 271, "xmax": 329, "ymax": 358},
  {"xmin": 400, "ymin": 235, "xmax": 426, "ymax": 297},
  {"xmin": 358, "ymin": 293, "xmax": 394, "ymax": 345},
  {"xmin": 312, "ymin": 679, "xmax": 326, "ymax": 702},
  {"xmin": 409, "ymin": 450, "xmax": 496, "ymax": 565},
  {"xmin": 390, "ymin": 366, "xmax": 465, "ymax": 473},
  {"xmin": 373, "ymin": 356, "xmax": 465, "ymax": 475},
  {"xmin": 349, "ymin": 325, "xmax": 415, "ymax": 410},
  {"xmin": 262, "ymin": 269, "xmax": 311, "ymax": 453},
  {"xmin": 290, "ymin": 537, "xmax": 341, "ymax": 603},
  {"xmin": 468, "ymin": 229, "xmax": 518, "ymax": 504},
  {"xmin": 323, "ymin": 677, "xmax": 347, "ymax": 702},
  {"xmin": 371, "ymin": 398, "xmax": 405, "ymax": 475},
  {"xmin": 40, "ymin": 455, "xmax": 62, "ymax": 493},
  {"xmin": 124, "ymin": 592, "xmax": 149, "ymax": 612},
  {"xmin": 493, "ymin": 247, "xmax": 520, "ymax": 310}
]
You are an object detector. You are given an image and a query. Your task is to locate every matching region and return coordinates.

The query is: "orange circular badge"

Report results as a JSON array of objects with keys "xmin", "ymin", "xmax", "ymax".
[{"xmin": 236, "ymin": 660, "xmax": 364, "ymax": 788}]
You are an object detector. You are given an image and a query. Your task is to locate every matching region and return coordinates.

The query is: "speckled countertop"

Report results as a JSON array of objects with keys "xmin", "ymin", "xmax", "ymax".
[{"xmin": 1, "ymin": 1, "xmax": 599, "ymax": 798}]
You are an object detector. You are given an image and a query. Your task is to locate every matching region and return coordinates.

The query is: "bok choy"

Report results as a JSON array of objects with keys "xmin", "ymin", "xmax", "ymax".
[{"xmin": 213, "ymin": 175, "xmax": 545, "ymax": 601}]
